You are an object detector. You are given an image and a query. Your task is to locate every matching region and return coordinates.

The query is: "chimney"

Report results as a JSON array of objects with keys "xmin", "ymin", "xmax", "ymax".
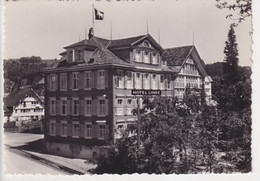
[{"xmin": 88, "ymin": 28, "xmax": 94, "ymax": 39}]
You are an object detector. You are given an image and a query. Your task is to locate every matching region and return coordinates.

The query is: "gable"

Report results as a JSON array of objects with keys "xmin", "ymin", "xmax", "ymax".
[
  {"xmin": 131, "ymin": 34, "xmax": 164, "ymax": 52},
  {"xmin": 189, "ymin": 47, "xmax": 208, "ymax": 77},
  {"xmin": 168, "ymin": 45, "xmax": 208, "ymax": 77},
  {"xmin": 162, "ymin": 45, "xmax": 193, "ymax": 66}
]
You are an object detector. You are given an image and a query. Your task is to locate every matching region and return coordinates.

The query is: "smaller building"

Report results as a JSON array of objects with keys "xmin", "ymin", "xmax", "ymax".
[{"xmin": 4, "ymin": 87, "xmax": 44, "ymax": 125}]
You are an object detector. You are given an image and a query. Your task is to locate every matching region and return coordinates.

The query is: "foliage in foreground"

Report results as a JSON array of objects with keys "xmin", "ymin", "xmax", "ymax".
[{"xmin": 94, "ymin": 93, "xmax": 251, "ymax": 174}]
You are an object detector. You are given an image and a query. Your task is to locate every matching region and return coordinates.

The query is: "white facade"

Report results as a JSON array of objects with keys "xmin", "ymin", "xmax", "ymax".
[
  {"xmin": 174, "ymin": 58, "xmax": 203, "ymax": 100},
  {"xmin": 204, "ymin": 76, "xmax": 213, "ymax": 104},
  {"xmin": 11, "ymin": 94, "xmax": 44, "ymax": 124}
]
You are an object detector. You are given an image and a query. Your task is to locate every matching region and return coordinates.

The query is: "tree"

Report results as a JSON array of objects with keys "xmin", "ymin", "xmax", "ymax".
[
  {"xmin": 4, "ymin": 56, "xmax": 47, "ymax": 91},
  {"xmin": 223, "ymin": 25, "xmax": 240, "ymax": 85},
  {"xmin": 95, "ymin": 94, "xmax": 223, "ymax": 174},
  {"xmin": 216, "ymin": 0, "xmax": 252, "ymax": 26}
]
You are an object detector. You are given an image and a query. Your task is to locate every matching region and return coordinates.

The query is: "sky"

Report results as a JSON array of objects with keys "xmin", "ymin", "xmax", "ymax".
[{"xmin": 3, "ymin": 0, "xmax": 252, "ymax": 66}]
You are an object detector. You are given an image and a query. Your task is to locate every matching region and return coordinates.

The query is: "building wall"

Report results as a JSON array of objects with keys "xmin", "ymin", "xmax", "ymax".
[
  {"xmin": 44, "ymin": 37, "xmax": 211, "ymax": 159},
  {"xmin": 11, "ymin": 96, "xmax": 44, "ymax": 123}
]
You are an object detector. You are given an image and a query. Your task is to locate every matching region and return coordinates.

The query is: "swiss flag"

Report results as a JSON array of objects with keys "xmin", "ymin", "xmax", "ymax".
[{"xmin": 95, "ymin": 8, "xmax": 104, "ymax": 20}]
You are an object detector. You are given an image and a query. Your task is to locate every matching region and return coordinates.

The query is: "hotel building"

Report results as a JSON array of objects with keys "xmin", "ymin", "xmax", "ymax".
[{"xmin": 43, "ymin": 33, "xmax": 211, "ymax": 159}]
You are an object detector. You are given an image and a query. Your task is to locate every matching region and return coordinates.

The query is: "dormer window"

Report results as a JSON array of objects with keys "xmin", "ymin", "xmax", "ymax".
[
  {"xmin": 134, "ymin": 50, "xmax": 142, "ymax": 62},
  {"xmin": 143, "ymin": 51, "xmax": 150, "ymax": 64},
  {"xmin": 78, "ymin": 50, "xmax": 82, "ymax": 61},
  {"xmin": 152, "ymin": 53, "xmax": 159, "ymax": 64}
]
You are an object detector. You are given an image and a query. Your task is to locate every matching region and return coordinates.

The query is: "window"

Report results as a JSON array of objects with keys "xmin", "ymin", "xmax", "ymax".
[
  {"xmin": 50, "ymin": 99, "xmax": 56, "ymax": 115},
  {"xmin": 98, "ymin": 70, "xmax": 105, "ymax": 89},
  {"xmin": 68, "ymin": 50, "xmax": 73, "ymax": 62},
  {"xmin": 61, "ymin": 100, "xmax": 67, "ymax": 115},
  {"xmin": 126, "ymin": 72, "xmax": 133, "ymax": 89},
  {"xmin": 117, "ymin": 99, "xmax": 123, "ymax": 105},
  {"xmin": 61, "ymin": 123, "xmax": 67, "ymax": 136},
  {"xmin": 134, "ymin": 50, "xmax": 142, "ymax": 62},
  {"xmin": 167, "ymin": 75, "xmax": 171, "ymax": 89},
  {"xmin": 72, "ymin": 123, "xmax": 80, "ymax": 137},
  {"xmin": 143, "ymin": 74, "xmax": 149, "ymax": 89},
  {"xmin": 78, "ymin": 50, "xmax": 82, "ymax": 60},
  {"xmin": 143, "ymin": 51, "xmax": 150, "ymax": 63},
  {"xmin": 127, "ymin": 99, "xmax": 132, "ymax": 105},
  {"xmin": 85, "ymin": 100, "xmax": 92, "ymax": 115},
  {"xmin": 151, "ymin": 74, "xmax": 157, "ymax": 89},
  {"xmin": 116, "ymin": 99, "xmax": 124, "ymax": 115},
  {"xmin": 72, "ymin": 72, "xmax": 79, "ymax": 89},
  {"xmin": 49, "ymin": 74, "xmax": 57, "ymax": 91},
  {"xmin": 152, "ymin": 53, "xmax": 158, "ymax": 64},
  {"xmin": 72, "ymin": 99, "xmax": 80, "ymax": 115},
  {"xmin": 160, "ymin": 75, "xmax": 165, "ymax": 89},
  {"xmin": 99, "ymin": 125, "xmax": 106, "ymax": 138},
  {"xmin": 135, "ymin": 73, "xmax": 142, "ymax": 89},
  {"xmin": 99, "ymin": 100, "xmax": 106, "ymax": 115},
  {"xmin": 60, "ymin": 73, "xmax": 67, "ymax": 90},
  {"xmin": 85, "ymin": 72, "xmax": 92, "ymax": 89},
  {"xmin": 85, "ymin": 124, "xmax": 92, "ymax": 138},
  {"xmin": 116, "ymin": 70, "xmax": 124, "ymax": 88},
  {"xmin": 126, "ymin": 99, "xmax": 133, "ymax": 115}
]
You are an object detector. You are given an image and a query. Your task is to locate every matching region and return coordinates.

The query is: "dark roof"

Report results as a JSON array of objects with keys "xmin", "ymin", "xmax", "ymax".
[
  {"xmin": 64, "ymin": 36, "xmax": 111, "ymax": 49},
  {"xmin": 87, "ymin": 48, "xmax": 132, "ymax": 66},
  {"xmin": 4, "ymin": 87, "xmax": 31, "ymax": 107},
  {"xmin": 4, "ymin": 87, "xmax": 43, "ymax": 108},
  {"xmin": 162, "ymin": 45, "xmax": 194, "ymax": 66},
  {"xmin": 108, "ymin": 35, "xmax": 147, "ymax": 48}
]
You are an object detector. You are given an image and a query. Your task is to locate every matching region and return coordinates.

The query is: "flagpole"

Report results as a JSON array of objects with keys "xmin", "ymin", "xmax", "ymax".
[
  {"xmin": 146, "ymin": 19, "xmax": 149, "ymax": 34},
  {"xmin": 110, "ymin": 21, "xmax": 113, "ymax": 40},
  {"xmin": 92, "ymin": 4, "xmax": 95, "ymax": 36}
]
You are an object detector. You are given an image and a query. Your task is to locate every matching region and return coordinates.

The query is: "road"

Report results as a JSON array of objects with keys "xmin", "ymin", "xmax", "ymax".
[
  {"xmin": 4, "ymin": 145, "xmax": 68, "ymax": 175},
  {"xmin": 3, "ymin": 133, "xmax": 68, "ymax": 175}
]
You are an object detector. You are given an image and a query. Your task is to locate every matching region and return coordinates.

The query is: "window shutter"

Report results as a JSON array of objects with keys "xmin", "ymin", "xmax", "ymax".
[
  {"xmin": 92, "ymin": 99, "xmax": 97, "ymax": 115},
  {"xmin": 93, "ymin": 71, "xmax": 97, "ymax": 88},
  {"xmin": 80, "ymin": 124, "xmax": 84, "ymax": 138},
  {"xmin": 105, "ymin": 125, "xmax": 109, "ymax": 140},
  {"xmin": 90, "ymin": 125, "xmax": 93, "ymax": 138},
  {"xmin": 47, "ymin": 75, "xmax": 50, "ymax": 90},
  {"xmin": 55, "ymin": 75, "xmax": 58, "ymax": 91},
  {"xmin": 67, "ymin": 100, "xmax": 71, "ymax": 115},
  {"xmin": 78, "ymin": 72, "xmax": 83, "ymax": 89},
  {"xmin": 69, "ymin": 73, "xmax": 72, "ymax": 90},
  {"xmin": 105, "ymin": 99, "xmax": 109, "ymax": 116},
  {"xmin": 105, "ymin": 70, "xmax": 108, "ymax": 88},
  {"xmin": 56, "ymin": 100, "xmax": 61, "ymax": 115},
  {"xmin": 64, "ymin": 74, "xmax": 68, "ymax": 90},
  {"xmin": 80, "ymin": 99, "xmax": 85, "ymax": 115},
  {"xmin": 92, "ymin": 124, "xmax": 97, "ymax": 138},
  {"xmin": 47, "ymin": 99, "xmax": 50, "ymax": 115},
  {"xmin": 83, "ymin": 72, "xmax": 86, "ymax": 89},
  {"xmin": 90, "ymin": 71, "xmax": 94, "ymax": 88},
  {"xmin": 68, "ymin": 123, "xmax": 72, "ymax": 137},
  {"xmin": 96, "ymin": 100, "xmax": 100, "ymax": 115},
  {"xmin": 56, "ymin": 122, "xmax": 60, "ymax": 136},
  {"xmin": 133, "ymin": 49, "xmax": 136, "ymax": 61}
]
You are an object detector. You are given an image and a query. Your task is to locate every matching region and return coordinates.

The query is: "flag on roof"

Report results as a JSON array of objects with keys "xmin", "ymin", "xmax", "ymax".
[{"xmin": 95, "ymin": 8, "xmax": 104, "ymax": 20}]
